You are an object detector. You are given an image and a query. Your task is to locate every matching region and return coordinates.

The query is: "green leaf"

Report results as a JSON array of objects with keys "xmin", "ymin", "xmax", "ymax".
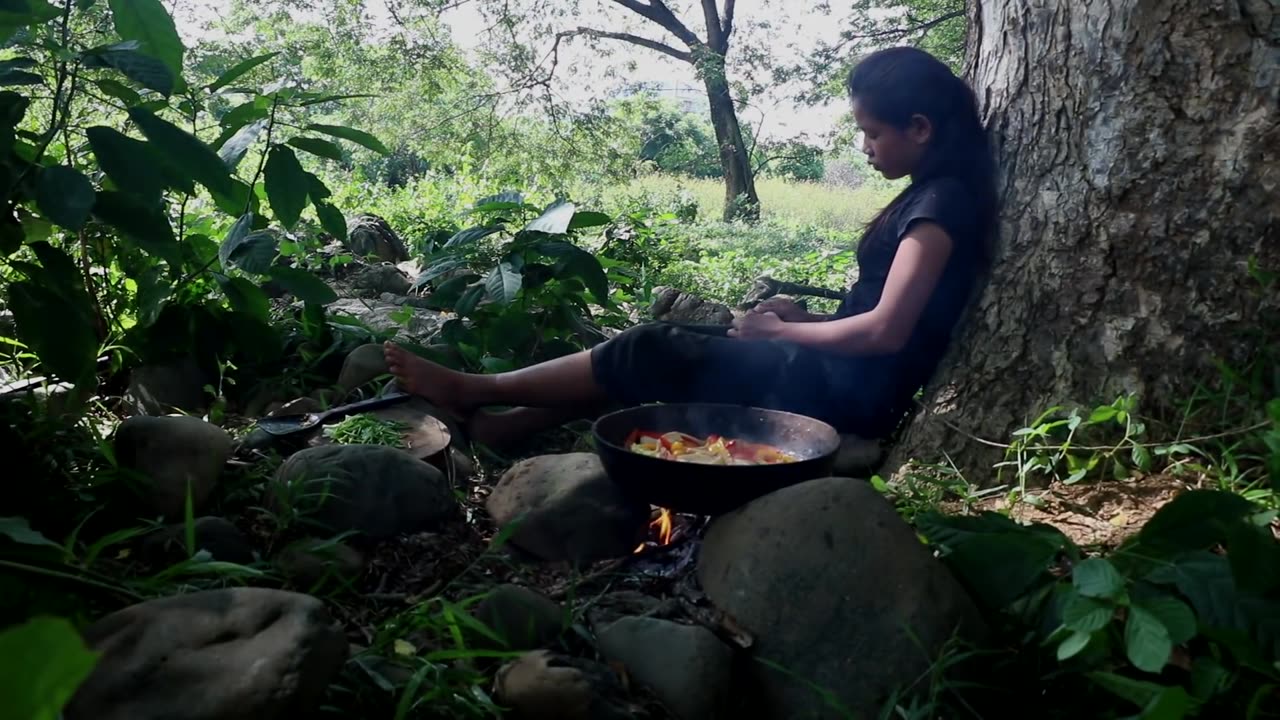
[
  {"xmin": 1063, "ymin": 593, "xmax": 1114, "ymax": 633},
  {"xmin": 0, "ymin": 67, "xmax": 40, "ymax": 85},
  {"xmin": 35, "ymin": 166, "xmax": 94, "ymax": 230},
  {"xmin": 287, "ymin": 137, "xmax": 344, "ymax": 162},
  {"xmin": 524, "ymin": 200, "xmax": 576, "ymax": 235},
  {"xmin": 217, "ymin": 213, "xmax": 254, "ymax": 270},
  {"xmin": 1088, "ymin": 406, "xmax": 1119, "ymax": 424},
  {"xmin": 268, "ymin": 266, "xmax": 336, "ymax": 305},
  {"xmin": 92, "ymin": 78, "xmax": 141, "ymax": 106},
  {"xmin": 455, "ymin": 284, "xmax": 485, "ymax": 316},
  {"xmin": 304, "ymin": 172, "xmax": 330, "ymax": 201},
  {"xmin": 1136, "ymin": 595, "xmax": 1197, "ymax": 645},
  {"xmin": 1139, "ymin": 686, "xmax": 1192, "ymax": 720},
  {"xmin": 92, "ymin": 191, "xmax": 178, "ymax": 265},
  {"xmin": 226, "ymin": 231, "xmax": 277, "ymax": 274},
  {"xmin": 1074, "ymin": 558, "xmax": 1126, "ymax": 599},
  {"xmin": 1125, "ymin": 605, "xmax": 1173, "ymax": 673},
  {"xmin": 313, "ymin": 202, "xmax": 346, "ymax": 241},
  {"xmin": 0, "ymin": 0, "xmax": 60, "ymax": 28},
  {"xmin": 295, "ymin": 92, "xmax": 377, "ymax": 107},
  {"xmin": 1137, "ymin": 490, "xmax": 1255, "ymax": 555},
  {"xmin": 0, "ymin": 516, "xmax": 61, "ymax": 548},
  {"xmin": 943, "ymin": 532, "xmax": 1061, "ymax": 610},
  {"xmin": 216, "ymin": 99, "xmax": 268, "ymax": 138},
  {"xmin": 1056, "ymin": 630, "xmax": 1092, "ymax": 661},
  {"xmin": 0, "ymin": 617, "xmax": 99, "ymax": 720},
  {"xmin": 568, "ymin": 210, "xmax": 612, "ymax": 230},
  {"xmin": 209, "ymin": 178, "xmax": 257, "ymax": 218},
  {"xmin": 83, "ymin": 47, "xmax": 173, "ymax": 96},
  {"xmin": 1087, "ymin": 672, "xmax": 1171, "ymax": 711},
  {"xmin": 207, "ymin": 51, "xmax": 279, "ymax": 92},
  {"xmin": 9, "ymin": 280, "xmax": 97, "ymax": 384},
  {"xmin": 86, "ymin": 125, "xmax": 165, "ymax": 199},
  {"xmin": 218, "ymin": 118, "xmax": 266, "ymax": 170},
  {"xmin": 303, "ymin": 123, "xmax": 388, "ymax": 154},
  {"xmin": 445, "ymin": 225, "xmax": 503, "ymax": 248},
  {"xmin": 217, "ymin": 275, "xmax": 270, "ymax": 322},
  {"xmin": 107, "ymin": 0, "xmax": 184, "ymax": 80},
  {"xmin": 486, "ymin": 262, "xmax": 522, "ymax": 305},
  {"xmin": 1225, "ymin": 521, "xmax": 1280, "ymax": 594},
  {"xmin": 263, "ymin": 144, "xmax": 308, "ymax": 229},
  {"xmin": 545, "ymin": 242, "xmax": 609, "ymax": 303},
  {"xmin": 128, "ymin": 108, "xmax": 233, "ymax": 196}
]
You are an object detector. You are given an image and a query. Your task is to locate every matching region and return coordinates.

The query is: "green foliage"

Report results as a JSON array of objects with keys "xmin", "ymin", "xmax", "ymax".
[
  {"xmin": 0, "ymin": 616, "xmax": 99, "ymax": 720},
  {"xmin": 323, "ymin": 415, "xmax": 407, "ymax": 448}
]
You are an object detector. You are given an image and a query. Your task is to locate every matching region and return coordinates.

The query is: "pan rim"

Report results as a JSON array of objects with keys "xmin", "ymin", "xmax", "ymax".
[{"xmin": 591, "ymin": 402, "xmax": 842, "ymax": 456}]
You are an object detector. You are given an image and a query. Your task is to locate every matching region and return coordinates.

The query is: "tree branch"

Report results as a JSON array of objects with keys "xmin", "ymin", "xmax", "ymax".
[
  {"xmin": 563, "ymin": 26, "xmax": 694, "ymax": 63},
  {"xmin": 701, "ymin": 0, "xmax": 725, "ymax": 53},
  {"xmin": 721, "ymin": 0, "xmax": 736, "ymax": 39},
  {"xmin": 608, "ymin": 0, "xmax": 703, "ymax": 50},
  {"xmin": 837, "ymin": 9, "xmax": 964, "ymax": 46}
]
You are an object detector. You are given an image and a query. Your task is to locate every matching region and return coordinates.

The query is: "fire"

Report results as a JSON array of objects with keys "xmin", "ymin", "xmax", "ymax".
[{"xmin": 634, "ymin": 508, "xmax": 675, "ymax": 553}]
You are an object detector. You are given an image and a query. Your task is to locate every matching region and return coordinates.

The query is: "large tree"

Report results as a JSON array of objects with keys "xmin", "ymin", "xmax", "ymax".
[{"xmin": 887, "ymin": 0, "xmax": 1280, "ymax": 482}]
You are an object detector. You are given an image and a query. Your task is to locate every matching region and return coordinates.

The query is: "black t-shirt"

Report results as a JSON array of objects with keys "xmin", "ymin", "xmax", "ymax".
[{"xmin": 834, "ymin": 176, "xmax": 986, "ymax": 426}]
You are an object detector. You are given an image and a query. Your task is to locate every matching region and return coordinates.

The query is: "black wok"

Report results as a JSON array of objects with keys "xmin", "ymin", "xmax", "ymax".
[{"xmin": 592, "ymin": 403, "xmax": 840, "ymax": 516}]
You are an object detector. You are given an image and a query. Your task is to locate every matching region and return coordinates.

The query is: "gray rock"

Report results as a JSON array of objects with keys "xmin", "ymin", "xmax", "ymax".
[
  {"xmin": 833, "ymin": 435, "xmax": 884, "ymax": 477},
  {"xmin": 337, "ymin": 343, "xmax": 389, "ymax": 394},
  {"xmin": 65, "ymin": 588, "xmax": 348, "ymax": 720},
  {"xmin": 125, "ymin": 358, "xmax": 207, "ymax": 415},
  {"xmin": 474, "ymin": 585, "xmax": 567, "ymax": 650},
  {"xmin": 275, "ymin": 537, "xmax": 365, "ymax": 590},
  {"xmin": 114, "ymin": 416, "xmax": 232, "ymax": 520},
  {"xmin": 650, "ymin": 287, "xmax": 733, "ymax": 325},
  {"xmin": 697, "ymin": 477, "xmax": 984, "ymax": 719},
  {"xmin": 271, "ymin": 444, "xmax": 456, "ymax": 539},
  {"xmin": 596, "ymin": 616, "xmax": 732, "ymax": 720},
  {"xmin": 345, "ymin": 214, "xmax": 409, "ymax": 263},
  {"xmin": 349, "ymin": 264, "xmax": 412, "ymax": 297},
  {"xmin": 494, "ymin": 650, "xmax": 638, "ymax": 720},
  {"xmin": 143, "ymin": 516, "xmax": 255, "ymax": 565},
  {"xmin": 328, "ymin": 299, "xmax": 444, "ymax": 344},
  {"xmin": 485, "ymin": 453, "xmax": 649, "ymax": 566}
]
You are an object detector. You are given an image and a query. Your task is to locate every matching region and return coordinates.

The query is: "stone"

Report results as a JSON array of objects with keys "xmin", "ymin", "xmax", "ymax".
[
  {"xmin": 328, "ymin": 299, "xmax": 444, "ymax": 344},
  {"xmin": 474, "ymin": 585, "xmax": 567, "ymax": 650},
  {"xmin": 142, "ymin": 516, "xmax": 255, "ymax": 566},
  {"xmin": 345, "ymin": 214, "xmax": 409, "ymax": 263},
  {"xmin": 65, "ymin": 588, "xmax": 348, "ymax": 720},
  {"xmin": 114, "ymin": 416, "xmax": 232, "ymax": 520},
  {"xmin": 697, "ymin": 477, "xmax": 984, "ymax": 719},
  {"xmin": 596, "ymin": 617, "xmax": 732, "ymax": 720},
  {"xmin": 349, "ymin": 264, "xmax": 412, "ymax": 297},
  {"xmin": 274, "ymin": 537, "xmax": 365, "ymax": 590},
  {"xmin": 650, "ymin": 286, "xmax": 733, "ymax": 325},
  {"xmin": 485, "ymin": 453, "xmax": 649, "ymax": 566},
  {"xmin": 833, "ymin": 434, "xmax": 885, "ymax": 477},
  {"xmin": 337, "ymin": 343, "xmax": 390, "ymax": 394},
  {"xmin": 494, "ymin": 650, "xmax": 638, "ymax": 720},
  {"xmin": 125, "ymin": 357, "xmax": 207, "ymax": 415},
  {"xmin": 271, "ymin": 444, "xmax": 456, "ymax": 539}
]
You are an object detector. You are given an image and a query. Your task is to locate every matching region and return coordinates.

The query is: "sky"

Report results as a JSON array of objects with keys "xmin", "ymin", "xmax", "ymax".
[{"xmin": 171, "ymin": 0, "xmax": 864, "ymax": 142}]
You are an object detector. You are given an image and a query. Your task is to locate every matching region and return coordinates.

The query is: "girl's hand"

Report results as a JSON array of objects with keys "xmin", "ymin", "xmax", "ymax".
[
  {"xmin": 729, "ymin": 311, "xmax": 785, "ymax": 340},
  {"xmin": 751, "ymin": 297, "xmax": 808, "ymax": 322}
]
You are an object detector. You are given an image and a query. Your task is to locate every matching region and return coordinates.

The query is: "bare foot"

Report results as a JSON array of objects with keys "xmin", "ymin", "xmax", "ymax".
[{"xmin": 383, "ymin": 342, "xmax": 476, "ymax": 418}]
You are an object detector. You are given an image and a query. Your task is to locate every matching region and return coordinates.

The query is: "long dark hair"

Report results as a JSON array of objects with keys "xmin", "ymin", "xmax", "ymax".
[{"xmin": 847, "ymin": 47, "xmax": 997, "ymax": 260}]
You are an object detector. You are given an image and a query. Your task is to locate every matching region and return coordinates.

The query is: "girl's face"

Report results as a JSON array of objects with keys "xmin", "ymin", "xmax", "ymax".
[{"xmin": 852, "ymin": 98, "xmax": 932, "ymax": 180}]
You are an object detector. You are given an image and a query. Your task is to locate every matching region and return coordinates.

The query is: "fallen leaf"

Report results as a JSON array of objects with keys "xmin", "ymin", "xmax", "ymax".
[{"xmin": 393, "ymin": 639, "xmax": 416, "ymax": 657}]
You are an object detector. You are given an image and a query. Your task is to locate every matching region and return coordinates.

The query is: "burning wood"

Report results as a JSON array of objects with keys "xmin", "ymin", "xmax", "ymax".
[{"xmin": 634, "ymin": 507, "xmax": 675, "ymax": 553}]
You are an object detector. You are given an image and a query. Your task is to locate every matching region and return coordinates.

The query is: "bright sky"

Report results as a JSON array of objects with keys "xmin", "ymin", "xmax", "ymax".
[{"xmin": 172, "ymin": 0, "xmax": 861, "ymax": 142}]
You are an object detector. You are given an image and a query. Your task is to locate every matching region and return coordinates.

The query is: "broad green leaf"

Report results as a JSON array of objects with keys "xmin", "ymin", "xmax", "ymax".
[
  {"xmin": 1136, "ymin": 595, "xmax": 1197, "ymax": 645},
  {"xmin": 263, "ymin": 144, "xmax": 307, "ymax": 229},
  {"xmin": 83, "ymin": 47, "xmax": 173, "ymax": 95},
  {"xmin": 0, "ymin": 516, "xmax": 61, "ymax": 548},
  {"xmin": 0, "ymin": 0, "xmax": 60, "ymax": 27},
  {"xmin": 207, "ymin": 51, "xmax": 279, "ymax": 92},
  {"xmin": 1063, "ymin": 593, "xmax": 1114, "ymax": 633},
  {"xmin": 86, "ymin": 126, "xmax": 165, "ymax": 199},
  {"xmin": 304, "ymin": 172, "xmax": 330, "ymax": 201},
  {"xmin": 943, "ymin": 532, "xmax": 1061, "ymax": 610},
  {"xmin": 1073, "ymin": 558, "xmax": 1126, "ymax": 599},
  {"xmin": 1225, "ymin": 521, "xmax": 1280, "ymax": 594},
  {"xmin": 107, "ymin": 0, "xmax": 184, "ymax": 80},
  {"xmin": 524, "ymin": 200, "xmax": 575, "ymax": 235},
  {"xmin": 216, "ymin": 100, "xmax": 269, "ymax": 140},
  {"xmin": 0, "ymin": 57, "xmax": 35, "ymax": 70},
  {"xmin": 287, "ymin": 136, "xmax": 344, "ymax": 162},
  {"xmin": 454, "ymin": 284, "xmax": 485, "ymax": 316},
  {"xmin": 217, "ymin": 213, "xmax": 253, "ymax": 270},
  {"xmin": 92, "ymin": 191, "xmax": 179, "ymax": 265},
  {"xmin": 304, "ymin": 123, "xmax": 388, "ymax": 154},
  {"xmin": 414, "ymin": 259, "xmax": 461, "ymax": 289},
  {"xmin": 268, "ymin": 266, "xmax": 336, "ymax": 305},
  {"xmin": 549, "ymin": 245, "xmax": 609, "ymax": 303},
  {"xmin": 93, "ymin": 78, "xmax": 141, "ymax": 105},
  {"xmin": 1139, "ymin": 686, "xmax": 1192, "ymax": 720},
  {"xmin": 1056, "ymin": 630, "xmax": 1091, "ymax": 661},
  {"xmin": 1087, "ymin": 672, "xmax": 1171, "ymax": 711},
  {"xmin": 568, "ymin": 211, "xmax": 612, "ymax": 230},
  {"xmin": 473, "ymin": 190, "xmax": 523, "ymax": 209},
  {"xmin": 35, "ymin": 166, "xmax": 94, "ymax": 230},
  {"xmin": 209, "ymin": 178, "xmax": 257, "ymax": 218},
  {"xmin": 485, "ymin": 262, "xmax": 521, "ymax": 305},
  {"xmin": 0, "ymin": 617, "xmax": 99, "ymax": 720},
  {"xmin": 1137, "ymin": 490, "xmax": 1254, "ymax": 554},
  {"xmin": 313, "ymin": 202, "xmax": 346, "ymax": 241},
  {"xmin": 225, "ymin": 231, "xmax": 277, "ymax": 274},
  {"xmin": 128, "ymin": 107, "xmax": 233, "ymax": 197},
  {"xmin": 445, "ymin": 225, "xmax": 503, "ymax": 248},
  {"xmin": 217, "ymin": 118, "xmax": 266, "ymax": 170},
  {"xmin": 133, "ymin": 265, "xmax": 168, "ymax": 326},
  {"xmin": 8, "ymin": 281, "xmax": 97, "ymax": 384},
  {"xmin": 217, "ymin": 276, "xmax": 269, "ymax": 322},
  {"xmin": 0, "ymin": 67, "xmax": 40, "ymax": 85},
  {"xmin": 1125, "ymin": 605, "xmax": 1172, "ymax": 673}
]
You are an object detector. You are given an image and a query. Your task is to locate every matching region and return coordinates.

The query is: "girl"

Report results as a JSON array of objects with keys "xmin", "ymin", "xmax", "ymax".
[{"xmin": 384, "ymin": 46, "xmax": 997, "ymax": 449}]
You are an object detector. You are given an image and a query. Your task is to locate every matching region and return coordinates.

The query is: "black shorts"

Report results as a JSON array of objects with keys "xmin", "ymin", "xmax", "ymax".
[{"xmin": 589, "ymin": 323, "xmax": 902, "ymax": 438}]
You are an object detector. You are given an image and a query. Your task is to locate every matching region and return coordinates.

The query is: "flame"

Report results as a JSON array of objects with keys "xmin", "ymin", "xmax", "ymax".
[{"xmin": 633, "ymin": 508, "xmax": 676, "ymax": 553}]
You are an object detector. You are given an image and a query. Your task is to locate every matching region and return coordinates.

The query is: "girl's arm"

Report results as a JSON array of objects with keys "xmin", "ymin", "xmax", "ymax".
[{"xmin": 729, "ymin": 221, "xmax": 954, "ymax": 355}]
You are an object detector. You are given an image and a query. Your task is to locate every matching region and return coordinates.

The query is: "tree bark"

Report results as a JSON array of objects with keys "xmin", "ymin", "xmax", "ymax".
[
  {"xmin": 702, "ymin": 56, "xmax": 761, "ymax": 222},
  {"xmin": 886, "ymin": 0, "xmax": 1280, "ymax": 484}
]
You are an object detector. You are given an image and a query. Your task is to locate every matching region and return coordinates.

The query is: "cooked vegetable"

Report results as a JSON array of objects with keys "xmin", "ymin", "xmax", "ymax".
[{"xmin": 625, "ymin": 430, "xmax": 797, "ymax": 465}]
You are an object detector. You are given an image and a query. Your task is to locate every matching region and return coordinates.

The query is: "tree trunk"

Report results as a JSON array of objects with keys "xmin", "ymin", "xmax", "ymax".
[
  {"xmin": 702, "ymin": 61, "xmax": 761, "ymax": 222},
  {"xmin": 887, "ymin": 0, "xmax": 1280, "ymax": 484}
]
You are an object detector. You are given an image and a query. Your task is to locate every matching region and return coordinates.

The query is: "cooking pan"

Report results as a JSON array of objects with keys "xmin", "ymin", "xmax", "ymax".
[{"xmin": 592, "ymin": 403, "xmax": 840, "ymax": 515}]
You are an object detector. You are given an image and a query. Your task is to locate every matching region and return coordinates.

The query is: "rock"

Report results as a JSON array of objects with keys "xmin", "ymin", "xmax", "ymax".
[
  {"xmin": 271, "ymin": 444, "xmax": 456, "ymax": 539},
  {"xmin": 833, "ymin": 435, "xmax": 884, "ymax": 476},
  {"xmin": 337, "ymin": 343, "xmax": 389, "ymax": 394},
  {"xmin": 596, "ymin": 617, "xmax": 732, "ymax": 720},
  {"xmin": 328, "ymin": 299, "xmax": 444, "ymax": 344},
  {"xmin": 114, "ymin": 416, "xmax": 232, "ymax": 520},
  {"xmin": 650, "ymin": 287, "xmax": 733, "ymax": 325},
  {"xmin": 345, "ymin": 214, "xmax": 409, "ymax": 263},
  {"xmin": 125, "ymin": 358, "xmax": 207, "ymax": 415},
  {"xmin": 485, "ymin": 453, "xmax": 649, "ymax": 566},
  {"xmin": 474, "ymin": 585, "xmax": 567, "ymax": 650},
  {"xmin": 697, "ymin": 477, "xmax": 984, "ymax": 719},
  {"xmin": 275, "ymin": 537, "xmax": 365, "ymax": 590},
  {"xmin": 446, "ymin": 447, "xmax": 476, "ymax": 481},
  {"xmin": 65, "ymin": 588, "xmax": 348, "ymax": 720},
  {"xmin": 349, "ymin": 264, "xmax": 412, "ymax": 297},
  {"xmin": 143, "ymin": 517, "xmax": 255, "ymax": 565},
  {"xmin": 494, "ymin": 650, "xmax": 638, "ymax": 720}
]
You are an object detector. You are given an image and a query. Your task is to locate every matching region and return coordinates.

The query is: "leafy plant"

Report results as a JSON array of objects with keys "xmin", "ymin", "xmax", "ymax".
[{"xmin": 0, "ymin": 616, "xmax": 99, "ymax": 720}]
